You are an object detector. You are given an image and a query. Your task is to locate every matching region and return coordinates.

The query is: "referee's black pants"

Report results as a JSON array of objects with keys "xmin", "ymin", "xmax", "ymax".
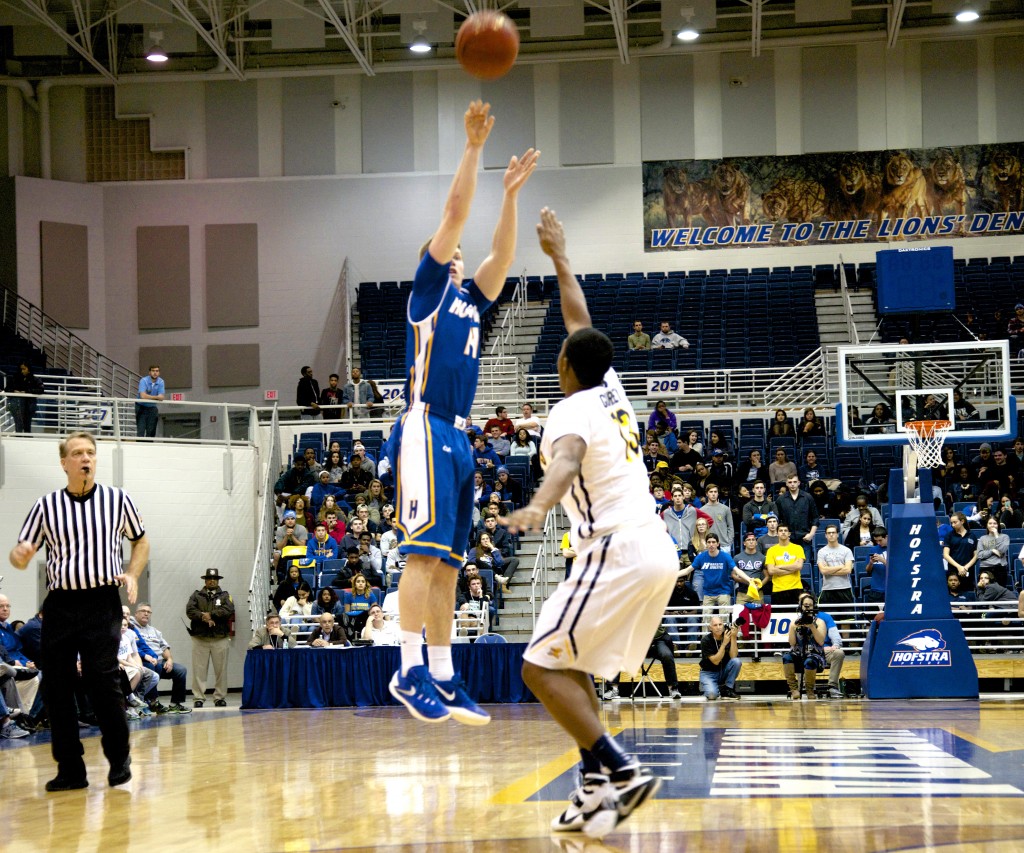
[{"xmin": 41, "ymin": 586, "xmax": 129, "ymax": 779}]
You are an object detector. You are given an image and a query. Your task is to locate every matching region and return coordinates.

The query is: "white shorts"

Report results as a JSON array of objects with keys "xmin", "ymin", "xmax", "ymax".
[{"xmin": 524, "ymin": 519, "xmax": 678, "ymax": 680}]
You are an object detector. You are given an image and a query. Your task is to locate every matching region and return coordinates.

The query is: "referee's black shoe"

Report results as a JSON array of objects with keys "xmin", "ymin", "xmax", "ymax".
[
  {"xmin": 46, "ymin": 775, "xmax": 89, "ymax": 792},
  {"xmin": 108, "ymin": 756, "xmax": 132, "ymax": 787}
]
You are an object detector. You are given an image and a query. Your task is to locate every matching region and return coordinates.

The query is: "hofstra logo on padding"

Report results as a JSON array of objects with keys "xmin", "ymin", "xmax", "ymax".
[{"xmin": 889, "ymin": 629, "xmax": 952, "ymax": 667}]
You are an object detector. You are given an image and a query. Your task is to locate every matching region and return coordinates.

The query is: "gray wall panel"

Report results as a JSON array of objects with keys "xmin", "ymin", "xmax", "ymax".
[
  {"xmin": 361, "ymin": 74, "xmax": 415, "ymax": 174},
  {"xmin": 559, "ymin": 61, "xmax": 614, "ymax": 166},
  {"xmin": 40, "ymin": 221, "xmax": 89, "ymax": 329},
  {"xmin": 802, "ymin": 45, "xmax": 857, "ymax": 152},
  {"xmin": 282, "ymin": 77, "xmax": 336, "ymax": 176},
  {"xmin": 139, "ymin": 345, "xmax": 192, "ymax": 390},
  {"xmin": 482, "ymin": 66, "xmax": 537, "ymax": 170},
  {"xmin": 205, "ymin": 81, "xmax": 259, "ymax": 178},
  {"xmin": 721, "ymin": 52, "xmax": 776, "ymax": 157},
  {"xmin": 205, "ymin": 223, "xmax": 258, "ymax": 329},
  {"xmin": 137, "ymin": 225, "xmax": 190, "ymax": 330},
  {"xmin": 994, "ymin": 36, "xmax": 1024, "ymax": 143},
  {"xmin": 639, "ymin": 55, "xmax": 695, "ymax": 161},
  {"xmin": 921, "ymin": 40, "xmax": 978, "ymax": 147},
  {"xmin": 207, "ymin": 343, "xmax": 260, "ymax": 388}
]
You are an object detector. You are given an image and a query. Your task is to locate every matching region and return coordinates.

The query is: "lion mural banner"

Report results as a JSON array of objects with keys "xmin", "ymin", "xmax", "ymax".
[{"xmin": 643, "ymin": 142, "xmax": 1024, "ymax": 251}]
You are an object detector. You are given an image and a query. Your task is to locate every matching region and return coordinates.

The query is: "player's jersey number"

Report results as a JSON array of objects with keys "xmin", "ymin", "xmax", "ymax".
[{"xmin": 611, "ymin": 408, "xmax": 640, "ymax": 462}]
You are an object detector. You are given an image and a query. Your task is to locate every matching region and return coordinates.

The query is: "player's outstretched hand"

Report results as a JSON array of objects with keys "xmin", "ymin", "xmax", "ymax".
[
  {"xmin": 500, "ymin": 503, "xmax": 548, "ymax": 535},
  {"xmin": 504, "ymin": 148, "xmax": 540, "ymax": 194},
  {"xmin": 536, "ymin": 207, "xmax": 566, "ymax": 260},
  {"xmin": 465, "ymin": 100, "xmax": 495, "ymax": 146}
]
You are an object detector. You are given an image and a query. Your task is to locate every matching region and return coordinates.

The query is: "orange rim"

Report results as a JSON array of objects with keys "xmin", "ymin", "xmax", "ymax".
[{"xmin": 906, "ymin": 419, "xmax": 951, "ymax": 437}]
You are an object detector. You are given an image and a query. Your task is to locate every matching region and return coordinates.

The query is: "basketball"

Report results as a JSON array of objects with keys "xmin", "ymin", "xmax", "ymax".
[{"xmin": 455, "ymin": 11, "xmax": 519, "ymax": 80}]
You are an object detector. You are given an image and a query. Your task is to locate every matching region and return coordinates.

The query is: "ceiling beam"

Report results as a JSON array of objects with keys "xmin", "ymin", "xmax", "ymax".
[
  {"xmin": 888, "ymin": 0, "xmax": 908, "ymax": 48},
  {"xmin": 609, "ymin": 0, "xmax": 629, "ymax": 63},
  {"xmin": 314, "ymin": 0, "xmax": 375, "ymax": 76},
  {"xmin": 167, "ymin": 0, "xmax": 246, "ymax": 79},
  {"xmin": 11, "ymin": 0, "xmax": 116, "ymax": 80},
  {"xmin": 752, "ymin": 0, "xmax": 764, "ymax": 57}
]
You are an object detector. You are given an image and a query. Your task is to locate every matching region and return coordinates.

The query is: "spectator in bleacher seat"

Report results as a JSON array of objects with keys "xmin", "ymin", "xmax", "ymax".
[
  {"xmin": 350, "ymin": 442, "xmax": 377, "ymax": 477},
  {"xmin": 699, "ymin": 616, "xmax": 741, "ymax": 701},
  {"xmin": 456, "ymin": 573, "xmax": 495, "ymax": 637},
  {"xmin": 485, "ymin": 491, "xmax": 511, "ymax": 521},
  {"xmin": 296, "ymin": 366, "xmax": 321, "ymax": 420},
  {"xmin": 310, "ymin": 470, "xmax": 344, "ymax": 519},
  {"xmin": 341, "ymin": 453, "xmax": 374, "ymax": 498},
  {"xmin": 936, "ymin": 446, "xmax": 959, "ymax": 491},
  {"xmin": 688, "ymin": 518, "xmax": 711, "ymax": 595},
  {"xmin": 735, "ymin": 449, "xmax": 769, "ymax": 488},
  {"xmin": 6, "ymin": 362, "xmax": 45, "ymax": 433},
  {"xmin": 307, "ymin": 521, "xmax": 341, "ymax": 573},
  {"xmin": 653, "ymin": 420, "xmax": 679, "ymax": 455},
  {"xmin": 864, "ymin": 403, "xmax": 895, "ymax": 435},
  {"xmin": 800, "ymin": 408, "xmax": 825, "ymax": 437},
  {"xmin": 769, "ymin": 409, "xmax": 795, "ymax": 438},
  {"xmin": 513, "ymin": 403, "xmax": 543, "ymax": 440},
  {"xmin": 319, "ymin": 373, "xmax": 344, "ymax": 421},
  {"xmin": 468, "ymin": 532, "xmax": 504, "ymax": 575},
  {"xmin": 484, "ymin": 406, "xmax": 515, "ymax": 437},
  {"xmin": 769, "ymin": 448, "xmax": 798, "ymax": 485},
  {"xmin": 691, "ymin": 461, "xmax": 713, "ymax": 497},
  {"xmin": 685, "ymin": 429, "xmax": 704, "ymax": 457},
  {"xmin": 642, "ymin": 436, "xmax": 669, "ymax": 473},
  {"xmin": 976, "ymin": 568, "xmax": 1017, "ymax": 604},
  {"xmin": 669, "ymin": 435, "xmax": 702, "ymax": 476},
  {"xmin": 651, "ymin": 321, "xmax": 689, "ymax": 349},
  {"xmin": 1008, "ymin": 304, "xmax": 1024, "ymax": 354},
  {"xmin": 952, "ymin": 389, "xmax": 980, "ymax": 423},
  {"xmin": 734, "ymin": 531, "xmax": 767, "ymax": 605},
  {"xmin": 323, "ymin": 509, "xmax": 346, "ymax": 548},
  {"xmin": 480, "ymin": 513, "xmax": 521, "ymax": 590},
  {"xmin": 708, "ymin": 451, "xmax": 733, "ymax": 488},
  {"xmin": 337, "ymin": 547, "xmax": 362, "ymax": 588},
  {"xmin": 647, "ymin": 400, "xmax": 677, "ymax": 433},
  {"xmin": 309, "ymin": 612, "xmax": 349, "ymax": 647},
  {"xmin": 945, "ymin": 512, "xmax": 980, "ymax": 593},
  {"xmin": 693, "ymin": 533, "xmax": 754, "ymax": 631},
  {"xmin": 312, "ymin": 587, "xmax": 346, "ymax": 619},
  {"xmin": 493, "ymin": 466, "xmax": 523, "ymax": 507},
  {"xmin": 847, "ymin": 404, "xmax": 864, "ymax": 435},
  {"xmin": 274, "ymin": 456, "xmax": 314, "ymax": 506},
  {"xmin": 742, "ymin": 481, "xmax": 776, "ymax": 538},
  {"xmin": 702, "ymin": 485, "xmax": 734, "ymax": 552},
  {"xmin": 343, "ymin": 573, "xmax": 378, "ymax": 633},
  {"xmin": 776, "ymin": 475, "xmax": 818, "ymax": 554},
  {"xmin": 279, "ymin": 587, "xmax": 314, "ymax": 623},
  {"xmin": 488, "ymin": 425, "xmax": 511, "ymax": 459},
  {"xmin": 757, "ymin": 513, "xmax": 780, "ymax": 553},
  {"xmin": 385, "ymin": 546, "xmax": 406, "ymax": 589},
  {"xmin": 764, "ymin": 524, "xmax": 806, "ymax": 607},
  {"xmin": 357, "ymin": 479, "xmax": 387, "ymax": 524},
  {"xmin": 627, "ymin": 320, "xmax": 651, "ymax": 351},
  {"xmin": 317, "ymin": 494, "xmax": 349, "ymax": 525},
  {"xmin": 863, "ymin": 527, "xmax": 888, "ymax": 604},
  {"xmin": 987, "ymin": 448, "xmax": 1019, "ymax": 491},
  {"xmin": 989, "ymin": 309, "xmax": 1007, "ymax": 340},
  {"xmin": 273, "ymin": 509, "xmax": 308, "ymax": 572},
  {"xmin": 342, "ymin": 367, "xmax": 373, "ymax": 419},
  {"xmin": 817, "ymin": 525, "xmax": 854, "ymax": 638},
  {"xmin": 661, "ymin": 485, "xmax": 706, "ymax": 572},
  {"xmin": 350, "ymin": 504, "xmax": 383, "ymax": 541},
  {"xmin": 998, "ymin": 495, "xmax": 1023, "ymax": 529},
  {"xmin": 509, "ymin": 427, "xmax": 537, "ymax": 462},
  {"xmin": 286, "ymin": 494, "xmax": 313, "ymax": 528},
  {"xmin": 323, "ymin": 450, "xmax": 346, "ymax": 484},
  {"xmin": 798, "ymin": 450, "xmax": 824, "ymax": 487},
  {"xmin": 273, "ymin": 563, "xmax": 313, "ymax": 612},
  {"xmin": 976, "ymin": 516, "xmax": 1010, "ymax": 586},
  {"xmin": 132, "ymin": 604, "xmax": 189, "ymax": 714},
  {"xmin": 357, "ymin": 531, "xmax": 384, "ymax": 586},
  {"xmin": 947, "ymin": 573, "xmax": 970, "ymax": 612},
  {"xmin": 471, "ymin": 433, "xmax": 501, "ymax": 469},
  {"xmin": 117, "ymin": 617, "xmax": 158, "ymax": 717},
  {"xmin": 472, "ymin": 470, "xmax": 488, "ymax": 508},
  {"xmin": 652, "ymin": 482, "xmax": 670, "ymax": 512},
  {"xmin": 706, "ymin": 431, "xmax": 732, "ymax": 461},
  {"xmin": 249, "ymin": 613, "xmax": 293, "ymax": 650},
  {"xmin": 362, "ymin": 605, "xmax": 400, "ymax": 645},
  {"xmin": 840, "ymin": 493, "xmax": 883, "ymax": 533},
  {"xmin": 1013, "ymin": 439, "xmax": 1024, "ymax": 468}
]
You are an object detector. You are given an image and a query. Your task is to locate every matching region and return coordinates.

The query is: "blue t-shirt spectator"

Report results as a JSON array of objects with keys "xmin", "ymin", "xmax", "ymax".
[{"xmin": 691, "ymin": 551, "xmax": 738, "ymax": 597}]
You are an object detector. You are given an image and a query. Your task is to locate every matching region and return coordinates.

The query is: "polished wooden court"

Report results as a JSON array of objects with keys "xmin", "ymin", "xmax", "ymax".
[{"xmin": 6, "ymin": 696, "xmax": 1024, "ymax": 852}]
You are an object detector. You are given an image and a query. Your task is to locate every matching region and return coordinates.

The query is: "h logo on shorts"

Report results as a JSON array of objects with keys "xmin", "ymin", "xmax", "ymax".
[{"xmin": 408, "ymin": 499, "xmax": 418, "ymax": 519}]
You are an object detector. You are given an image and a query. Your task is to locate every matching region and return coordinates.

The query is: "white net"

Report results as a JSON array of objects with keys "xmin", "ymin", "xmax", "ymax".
[{"xmin": 905, "ymin": 420, "xmax": 952, "ymax": 470}]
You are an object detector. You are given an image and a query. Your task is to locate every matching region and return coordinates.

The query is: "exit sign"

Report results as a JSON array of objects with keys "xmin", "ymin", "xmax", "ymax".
[
  {"xmin": 170, "ymin": 393, "xmax": 184, "ymax": 402},
  {"xmin": 264, "ymin": 390, "xmax": 278, "ymax": 401}
]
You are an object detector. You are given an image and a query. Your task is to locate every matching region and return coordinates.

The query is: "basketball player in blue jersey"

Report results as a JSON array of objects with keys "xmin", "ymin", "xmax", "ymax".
[{"xmin": 387, "ymin": 100, "xmax": 539, "ymax": 725}]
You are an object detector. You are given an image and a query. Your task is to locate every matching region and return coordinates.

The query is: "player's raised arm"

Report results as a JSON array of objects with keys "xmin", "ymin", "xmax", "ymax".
[
  {"xmin": 537, "ymin": 207, "xmax": 591, "ymax": 335},
  {"xmin": 427, "ymin": 100, "xmax": 494, "ymax": 265},
  {"xmin": 473, "ymin": 147, "xmax": 540, "ymax": 300}
]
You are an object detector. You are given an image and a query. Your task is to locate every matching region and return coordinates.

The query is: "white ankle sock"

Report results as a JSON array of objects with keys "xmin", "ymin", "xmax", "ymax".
[
  {"xmin": 399, "ymin": 631, "xmax": 425, "ymax": 675},
  {"xmin": 427, "ymin": 646, "xmax": 455, "ymax": 682}
]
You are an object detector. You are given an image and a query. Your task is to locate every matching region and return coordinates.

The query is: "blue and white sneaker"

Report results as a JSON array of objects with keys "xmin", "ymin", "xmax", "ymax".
[
  {"xmin": 433, "ymin": 674, "xmax": 491, "ymax": 726},
  {"xmin": 389, "ymin": 666, "xmax": 451, "ymax": 723}
]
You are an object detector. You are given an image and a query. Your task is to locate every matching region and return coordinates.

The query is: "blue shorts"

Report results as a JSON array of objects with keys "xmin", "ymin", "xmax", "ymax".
[{"xmin": 392, "ymin": 408, "xmax": 476, "ymax": 569}]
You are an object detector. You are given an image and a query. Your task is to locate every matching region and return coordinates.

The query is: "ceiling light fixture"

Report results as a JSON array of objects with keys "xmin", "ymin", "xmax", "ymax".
[
  {"xmin": 955, "ymin": 5, "xmax": 980, "ymax": 22},
  {"xmin": 145, "ymin": 30, "xmax": 168, "ymax": 63},
  {"xmin": 677, "ymin": 6, "xmax": 699, "ymax": 42},
  {"xmin": 409, "ymin": 19, "xmax": 432, "ymax": 54}
]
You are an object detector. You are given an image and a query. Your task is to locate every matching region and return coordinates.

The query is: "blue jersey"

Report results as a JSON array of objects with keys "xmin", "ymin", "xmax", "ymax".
[{"xmin": 405, "ymin": 252, "xmax": 492, "ymax": 420}]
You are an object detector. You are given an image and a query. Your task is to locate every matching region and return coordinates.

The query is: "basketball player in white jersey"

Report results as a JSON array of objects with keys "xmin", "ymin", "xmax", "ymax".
[{"xmin": 502, "ymin": 208, "xmax": 678, "ymax": 839}]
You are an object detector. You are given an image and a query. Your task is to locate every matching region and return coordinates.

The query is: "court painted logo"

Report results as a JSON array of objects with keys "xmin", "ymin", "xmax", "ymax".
[{"xmin": 889, "ymin": 628, "xmax": 951, "ymax": 667}]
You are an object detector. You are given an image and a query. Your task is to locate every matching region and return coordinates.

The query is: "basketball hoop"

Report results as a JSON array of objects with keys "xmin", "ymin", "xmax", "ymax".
[{"xmin": 905, "ymin": 420, "xmax": 952, "ymax": 469}]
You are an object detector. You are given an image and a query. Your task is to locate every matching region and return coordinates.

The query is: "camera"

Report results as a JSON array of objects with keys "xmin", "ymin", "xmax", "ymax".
[
  {"xmin": 733, "ymin": 613, "xmax": 747, "ymax": 628},
  {"xmin": 797, "ymin": 610, "xmax": 816, "ymax": 626}
]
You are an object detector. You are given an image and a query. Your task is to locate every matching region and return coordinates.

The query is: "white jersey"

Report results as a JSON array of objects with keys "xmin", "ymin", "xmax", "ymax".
[{"xmin": 540, "ymin": 368, "xmax": 656, "ymax": 546}]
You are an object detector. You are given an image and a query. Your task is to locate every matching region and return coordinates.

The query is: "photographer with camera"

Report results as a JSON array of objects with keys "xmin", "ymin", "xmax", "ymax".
[
  {"xmin": 782, "ymin": 593, "xmax": 828, "ymax": 700},
  {"xmin": 699, "ymin": 615, "xmax": 741, "ymax": 701}
]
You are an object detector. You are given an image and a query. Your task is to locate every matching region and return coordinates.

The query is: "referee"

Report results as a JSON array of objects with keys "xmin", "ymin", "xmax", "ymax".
[{"xmin": 8, "ymin": 431, "xmax": 149, "ymax": 792}]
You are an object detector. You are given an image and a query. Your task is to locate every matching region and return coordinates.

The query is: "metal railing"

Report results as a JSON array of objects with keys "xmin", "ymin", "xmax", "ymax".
[
  {"xmin": 529, "ymin": 505, "xmax": 564, "ymax": 625},
  {"xmin": 838, "ymin": 256, "xmax": 860, "ymax": 346},
  {"xmin": 248, "ymin": 406, "xmax": 281, "ymax": 634},
  {"xmin": 487, "ymin": 273, "xmax": 527, "ymax": 360},
  {"xmin": 0, "ymin": 285, "xmax": 139, "ymax": 399}
]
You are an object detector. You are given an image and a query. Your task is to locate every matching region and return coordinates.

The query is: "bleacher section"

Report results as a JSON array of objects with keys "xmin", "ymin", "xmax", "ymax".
[
  {"xmin": 0, "ymin": 330, "xmax": 47, "ymax": 376},
  {"xmin": 529, "ymin": 268, "xmax": 820, "ymax": 375},
  {"xmin": 355, "ymin": 277, "xmax": 518, "ymax": 381}
]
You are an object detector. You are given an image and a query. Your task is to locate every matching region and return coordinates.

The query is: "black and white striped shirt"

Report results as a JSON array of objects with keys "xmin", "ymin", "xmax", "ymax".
[{"xmin": 18, "ymin": 484, "xmax": 146, "ymax": 591}]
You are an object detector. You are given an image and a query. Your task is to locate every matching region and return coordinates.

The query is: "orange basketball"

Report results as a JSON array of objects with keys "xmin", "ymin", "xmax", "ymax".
[{"xmin": 455, "ymin": 11, "xmax": 519, "ymax": 80}]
